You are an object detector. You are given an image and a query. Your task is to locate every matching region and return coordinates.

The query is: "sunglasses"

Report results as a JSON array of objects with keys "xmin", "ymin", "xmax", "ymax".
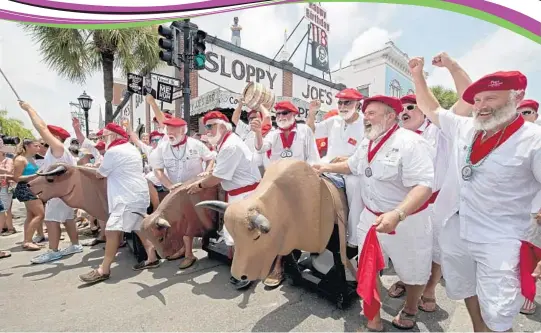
[
  {"xmin": 521, "ymin": 110, "xmax": 535, "ymax": 116},
  {"xmin": 404, "ymin": 105, "xmax": 416, "ymax": 111},
  {"xmin": 151, "ymin": 138, "xmax": 161, "ymax": 143},
  {"xmin": 275, "ymin": 111, "xmax": 290, "ymax": 117},
  {"xmin": 204, "ymin": 124, "xmax": 215, "ymax": 130},
  {"xmin": 337, "ymin": 100, "xmax": 353, "ymax": 106}
]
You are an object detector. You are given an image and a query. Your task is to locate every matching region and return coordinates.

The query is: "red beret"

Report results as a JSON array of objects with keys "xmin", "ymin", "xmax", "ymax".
[
  {"xmin": 274, "ymin": 101, "xmax": 299, "ymax": 114},
  {"xmin": 152, "ymin": 113, "xmax": 173, "ymax": 122},
  {"xmin": 400, "ymin": 94, "xmax": 417, "ymax": 105},
  {"xmin": 95, "ymin": 141, "xmax": 106, "ymax": 150},
  {"xmin": 462, "ymin": 71, "xmax": 527, "ymax": 104},
  {"xmin": 518, "ymin": 99, "xmax": 539, "ymax": 112},
  {"xmin": 163, "ymin": 117, "xmax": 187, "ymax": 127},
  {"xmin": 105, "ymin": 123, "xmax": 129, "ymax": 139},
  {"xmin": 362, "ymin": 95, "xmax": 403, "ymax": 115},
  {"xmin": 335, "ymin": 88, "xmax": 364, "ymax": 101},
  {"xmin": 96, "ymin": 129, "xmax": 104, "ymax": 136},
  {"xmin": 47, "ymin": 125, "xmax": 70, "ymax": 140},
  {"xmin": 149, "ymin": 131, "xmax": 164, "ymax": 139},
  {"xmin": 323, "ymin": 109, "xmax": 339, "ymax": 120},
  {"xmin": 203, "ymin": 111, "xmax": 230, "ymax": 125}
]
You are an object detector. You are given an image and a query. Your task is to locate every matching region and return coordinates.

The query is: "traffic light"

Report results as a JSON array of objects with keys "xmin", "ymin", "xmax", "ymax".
[
  {"xmin": 192, "ymin": 30, "xmax": 207, "ymax": 70},
  {"xmin": 158, "ymin": 24, "xmax": 178, "ymax": 66}
]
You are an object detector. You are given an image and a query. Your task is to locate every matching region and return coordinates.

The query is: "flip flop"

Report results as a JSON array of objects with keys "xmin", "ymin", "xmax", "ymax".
[
  {"xmin": 391, "ymin": 309, "xmax": 417, "ymax": 330},
  {"xmin": 388, "ymin": 281, "xmax": 406, "ymax": 298},
  {"xmin": 0, "ymin": 251, "xmax": 11, "ymax": 259},
  {"xmin": 263, "ymin": 271, "xmax": 284, "ymax": 288},
  {"xmin": 22, "ymin": 243, "xmax": 41, "ymax": 251},
  {"xmin": 81, "ymin": 238, "xmax": 106, "ymax": 246},
  {"xmin": 520, "ymin": 299, "xmax": 537, "ymax": 315},
  {"xmin": 418, "ymin": 296, "xmax": 437, "ymax": 312}
]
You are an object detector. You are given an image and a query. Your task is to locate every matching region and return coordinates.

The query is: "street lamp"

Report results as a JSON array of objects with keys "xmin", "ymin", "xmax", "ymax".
[{"xmin": 77, "ymin": 91, "xmax": 93, "ymax": 137}]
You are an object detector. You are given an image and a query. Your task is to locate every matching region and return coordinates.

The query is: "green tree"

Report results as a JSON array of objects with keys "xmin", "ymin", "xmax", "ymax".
[
  {"xmin": 20, "ymin": 26, "xmax": 161, "ymax": 124},
  {"xmin": 0, "ymin": 110, "xmax": 34, "ymax": 139},
  {"xmin": 430, "ymin": 85, "xmax": 459, "ymax": 109}
]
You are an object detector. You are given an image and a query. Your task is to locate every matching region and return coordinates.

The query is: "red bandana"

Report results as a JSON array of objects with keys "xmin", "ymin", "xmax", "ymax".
[
  {"xmin": 172, "ymin": 135, "xmax": 187, "ymax": 148},
  {"xmin": 107, "ymin": 138, "xmax": 129, "ymax": 150},
  {"xmin": 414, "ymin": 119, "xmax": 432, "ymax": 135},
  {"xmin": 217, "ymin": 132, "xmax": 232, "ymax": 152},
  {"xmin": 367, "ymin": 124, "xmax": 399, "ymax": 163},
  {"xmin": 470, "ymin": 115, "xmax": 524, "ymax": 164},
  {"xmin": 279, "ymin": 123, "xmax": 297, "ymax": 150},
  {"xmin": 261, "ymin": 124, "xmax": 272, "ymax": 137}
]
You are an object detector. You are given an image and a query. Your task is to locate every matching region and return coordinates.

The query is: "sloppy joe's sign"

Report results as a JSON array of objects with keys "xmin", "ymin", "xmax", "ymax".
[
  {"xmin": 201, "ymin": 44, "xmax": 283, "ymax": 94},
  {"xmin": 292, "ymin": 75, "xmax": 339, "ymax": 108}
]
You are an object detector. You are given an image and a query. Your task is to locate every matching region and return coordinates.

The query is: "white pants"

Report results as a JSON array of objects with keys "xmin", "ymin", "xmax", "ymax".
[
  {"xmin": 223, "ymin": 189, "xmax": 256, "ymax": 246},
  {"xmin": 105, "ymin": 203, "xmax": 146, "ymax": 232},
  {"xmin": 439, "ymin": 214, "xmax": 523, "ymax": 332},
  {"xmin": 344, "ymin": 174, "xmax": 363, "ymax": 247},
  {"xmin": 429, "ymin": 204, "xmax": 443, "ymax": 265},
  {"xmin": 231, "ymin": 36, "xmax": 241, "ymax": 47},
  {"xmin": 44, "ymin": 198, "xmax": 75, "ymax": 223},
  {"xmin": 357, "ymin": 208, "xmax": 433, "ymax": 285}
]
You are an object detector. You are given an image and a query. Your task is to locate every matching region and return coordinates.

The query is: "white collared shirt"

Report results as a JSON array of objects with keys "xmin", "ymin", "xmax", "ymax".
[
  {"xmin": 212, "ymin": 133, "xmax": 261, "ymax": 192},
  {"xmin": 435, "ymin": 108, "xmax": 541, "ymax": 243},
  {"xmin": 314, "ymin": 114, "xmax": 365, "ymax": 162},
  {"xmin": 151, "ymin": 137, "xmax": 215, "ymax": 185},
  {"xmin": 257, "ymin": 123, "xmax": 321, "ymax": 166},
  {"xmin": 235, "ymin": 120, "xmax": 275, "ymax": 167},
  {"xmin": 415, "ymin": 119, "xmax": 450, "ymax": 193},
  {"xmin": 347, "ymin": 127, "xmax": 434, "ymax": 213}
]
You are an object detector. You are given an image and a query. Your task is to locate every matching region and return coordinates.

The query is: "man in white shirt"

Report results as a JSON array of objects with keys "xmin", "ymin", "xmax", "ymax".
[
  {"xmin": 307, "ymin": 88, "xmax": 365, "ymax": 253},
  {"xmin": 312, "ymin": 95, "xmax": 434, "ymax": 331},
  {"xmin": 252, "ymin": 101, "xmax": 320, "ymax": 287},
  {"xmin": 79, "ymin": 123, "xmax": 151, "ymax": 284},
  {"xmin": 186, "ymin": 110, "xmax": 261, "ymax": 290},
  {"xmin": 151, "ymin": 116, "xmax": 215, "ymax": 269},
  {"xmin": 410, "ymin": 56, "xmax": 541, "ymax": 332},
  {"xmin": 518, "ymin": 99, "xmax": 539, "ymax": 124},
  {"xmin": 19, "ymin": 101, "xmax": 83, "ymax": 265}
]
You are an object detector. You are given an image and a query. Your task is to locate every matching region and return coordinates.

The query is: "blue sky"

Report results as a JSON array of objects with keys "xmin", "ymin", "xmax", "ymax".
[{"xmin": 0, "ymin": 2, "xmax": 540, "ymax": 134}]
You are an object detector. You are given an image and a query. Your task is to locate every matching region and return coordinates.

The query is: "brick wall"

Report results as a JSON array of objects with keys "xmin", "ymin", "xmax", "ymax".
[{"xmin": 281, "ymin": 60, "xmax": 294, "ymax": 97}]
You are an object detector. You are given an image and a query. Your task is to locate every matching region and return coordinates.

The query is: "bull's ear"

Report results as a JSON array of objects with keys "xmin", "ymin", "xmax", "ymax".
[
  {"xmin": 132, "ymin": 212, "xmax": 148, "ymax": 219},
  {"xmin": 195, "ymin": 200, "xmax": 229, "ymax": 214}
]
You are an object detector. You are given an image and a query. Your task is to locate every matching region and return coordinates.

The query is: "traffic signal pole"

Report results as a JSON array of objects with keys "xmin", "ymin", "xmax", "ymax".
[{"xmin": 182, "ymin": 19, "xmax": 192, "ymax": 134}]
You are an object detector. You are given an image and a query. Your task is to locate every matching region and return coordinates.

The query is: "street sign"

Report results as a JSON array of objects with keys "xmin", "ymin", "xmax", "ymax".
[
  {"xmin": 157, "ymin": 81, "xmax": 173, "ymax": 103},
  {"xmin": 150, "ymin": 73, "xmax": 181, "ymax": 88},
  {"xmin": 172, "ymin": 89, "xmax": 183, "ymax": 100},
  {"xmin": 127, "ymin": 73, "xmax": 144, "ymax": 95}
]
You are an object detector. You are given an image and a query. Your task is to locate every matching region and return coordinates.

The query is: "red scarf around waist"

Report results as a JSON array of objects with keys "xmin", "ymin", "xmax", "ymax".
[{"xmin": 520, "ymin": 240, "xmax": 541, "ymax": 302}]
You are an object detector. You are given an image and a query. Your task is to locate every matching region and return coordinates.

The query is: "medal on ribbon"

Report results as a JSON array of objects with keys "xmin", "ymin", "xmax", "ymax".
[{"xmin": 365, "ymin": 124, "xmax": 399, "ymax": 178}]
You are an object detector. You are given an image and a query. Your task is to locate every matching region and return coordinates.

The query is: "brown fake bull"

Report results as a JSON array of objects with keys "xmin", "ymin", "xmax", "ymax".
[{"xmin": 196, "ymin": 159, "xmax": 355, "ymax": 282}]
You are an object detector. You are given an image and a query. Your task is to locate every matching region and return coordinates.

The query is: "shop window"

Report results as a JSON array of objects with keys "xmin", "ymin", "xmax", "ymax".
[{"xmin": 389, "ymin": 79, "xmax": 402, "ymax": 97}]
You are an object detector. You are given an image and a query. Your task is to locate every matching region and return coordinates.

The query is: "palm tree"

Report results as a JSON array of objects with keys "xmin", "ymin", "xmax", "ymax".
[
  {"xmin": 20, "ymin": 26, "xmax": 161, "ymax": 124},
  {"xmin": 430, "ymin": 85, "xmax": 459, "ymax": 109},
  {"xmin": 0, "ymin": 110, "xmax": 34, "ymax": 139}
]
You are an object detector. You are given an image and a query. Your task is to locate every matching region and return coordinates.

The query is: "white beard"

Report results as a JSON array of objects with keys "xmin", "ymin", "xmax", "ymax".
[
  {"xmin": 473, "ymin": 101, "xmax": 517, "ymax": 131},
  {"xmin": 339, "ymin": 108, "xmax": 355, "ymax": 121},
  {"xmin": 169, "ymin": 135, "xmax": 185, "ymax": 146},
  {"xmin": 364, "ymin": 123, "xmax": 386, "ymax": 140},
  {"xmin": 207, "ymin": 129, "xmax": 224, "ymax": 146},
  {"xmin": 277, "ymin": 117, "xmax": 295, "ymax": 129}
]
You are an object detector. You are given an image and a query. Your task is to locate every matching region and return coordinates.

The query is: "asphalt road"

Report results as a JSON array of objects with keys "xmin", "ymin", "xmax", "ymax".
[{"xmin": 1, "ymin": 200, "xmax": 540, "ymax": 332}]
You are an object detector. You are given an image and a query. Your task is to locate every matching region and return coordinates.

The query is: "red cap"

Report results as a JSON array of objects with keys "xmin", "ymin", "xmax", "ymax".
[
  {"xmin": 95, "ymin": 141, "xmax": 106, "ymax": 150},
  {"xmin": 47, "ymin": 125, "xmax": 71, "ymax": 140},
  {"xmin": 153, "ymin": 113, "xmax": 173, "ymax": 122},
  {"xmin": 203, "ymin": 111, "xmax": 230, "ymax": 125},
  {"xmin": 323, "ymin": 109, "xmax": 339, "ymax": 120},
  {"xmin": 149, "ymin": 131, "xmax": 164, "ymax": 139},
  {"xmin": 105, "ymin": 123, "xmax": 129, "ymax": 139},
  {"xmin": 462, "ymin": 71, "xmax": 527, "ymax": 104},
  {"xmin": 163, "ymin": 117, "xmax": 187, "ymax": 127},
  {"xmin": 400, "ymin": 94, "xmax": 417, "ymax": 105},
  {"xmin": 274, "ymin": 101, "xmax": 299, "ymax": 114},
  {"xmin": 362, "ymin": 95, "xmax": 403, "ymax": 115},
  {"xmin": 335, "ymin": 88, "xmax": 364, "ymax": 101},
  {"xmin": 518, "ymin": 99, "xmax": 539, "ymax": 112},
  {"xmin": 96, "ymin": 129, "xmax": 104, "ymax": 136}
]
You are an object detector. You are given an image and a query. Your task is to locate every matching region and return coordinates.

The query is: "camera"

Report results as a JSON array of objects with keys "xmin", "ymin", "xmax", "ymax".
[{"xmin": 0, "ymin": 134, "xmax": 20, "ymax": 145}]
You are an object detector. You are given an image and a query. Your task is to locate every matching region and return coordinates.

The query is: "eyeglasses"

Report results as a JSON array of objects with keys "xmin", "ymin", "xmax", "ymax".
[
  {"xmin": 521, "ymin": 110, "xmax": 535, "ymax": 116},
  {"xmin": 403, "ymin": 105, "xmax": 416, "ymax": 111},
  {"xmin": 337, "ymin": 100, "xmax": 353, "ymax": 106},
  {"xmin": 275, "ymin": 111, "xmax": 290, "ymax": 117},
  {"xmin": 204, "ymin": 124, "xmax": 215, "ymax": 130}
]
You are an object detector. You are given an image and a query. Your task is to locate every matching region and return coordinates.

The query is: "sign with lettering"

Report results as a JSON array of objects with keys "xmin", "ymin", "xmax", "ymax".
[
  {"xmin": 127, "ymin": 73, "xmax": 144, "ymax": 95},
  {"xmin": 305, "ymin": 3, "xmax": 330, "ymax": 73},
  {"xmin": 291, "ymin": 75, "xmax": 339, "ymax": 109},
  {"xmin": 199, "ymin": 44, "xmax": 283, "ymax": 95},
  {"xmin": 157, "ymin": 81, "xmax": 173, "ymax": 104}
]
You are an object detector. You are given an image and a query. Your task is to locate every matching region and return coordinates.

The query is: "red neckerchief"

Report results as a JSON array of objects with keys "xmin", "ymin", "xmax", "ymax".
[
  {"xmin": 367, "ymin": 124, "xmax": 399, "ymax": 163},
  {"xmin": 470, "ymin": 115, "xmax": 524, "ymax": 164},
  {"xmin": 261, "ymin": 124, "xmax": 272, "ymax": 137},
  {"xmin": 217, "ymin": 132, "xmax": 232, "ymax": 152},
  {"xmin": 107, "ymin": 138, "xmax": 129, "ymax": 150},
  {"xmin": 172, "ymin": 135, "xmax": 187, "ymax": 148},
  {"xmin": 414, "ymin": 119, "xmax": 431, "ymax": 134},
  {"xmin": 279, "ymin": 123, "xmax": 297, "ymax": 150}
]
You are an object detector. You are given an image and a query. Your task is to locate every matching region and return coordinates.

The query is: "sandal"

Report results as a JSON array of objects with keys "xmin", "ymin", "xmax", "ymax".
[
  {"xmin": 166, "ymin": 248, "xmax": 185, "ymax": 261},
  {"xmin": 178, "ymin": 256, "xmax": 197, "ymax": 269},
  {"xmin": 392, "ymin": 309, "xmax": 417, "ymax": 330},
  {"xmin": 418, "ymin": 296, "xmax": 437, "ymax": 312},
  {"xmin": 81, "ymin": 238, "xmax": 106, "ymax": 246},
  {"xmin": 263, "ymin": 270, "xmax": 284, "ymax": 288},
  {"xmin": 1, "ymin": 229, "xmax": 17, "ymax": 236},
  {"xmin": 0, "ymin": 251, "xmax": 11, "ymax": 259},
  {"xmin": 388, "ymin": 281, "xmax": 406, "ymax": 298},
  {"xmin": 22, "ymin": 243, "xmax": 41, "ymax": 251},
  {"xmin": 520, "ymin": 299, "xmax": 537, "ymax": 315},
  {"xmin": 132, "ymin": 260, "xmax": 161, "ymax": 271},
  {"xmin": 79, "ymin": 269, "xmax": 110, "ymax": 284}
]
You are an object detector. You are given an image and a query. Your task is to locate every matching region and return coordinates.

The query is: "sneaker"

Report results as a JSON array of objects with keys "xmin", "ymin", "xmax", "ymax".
[
  {"xmin": 60, "ymin": 244, "xmax": 83, "ymax": 256},
  {"xmin": 32, "ymin": 235, "xmax": 47, "ymax": 243},
  {"xmin": 31, "ymin": 250, "xmax": 63, "ymax": 264}
]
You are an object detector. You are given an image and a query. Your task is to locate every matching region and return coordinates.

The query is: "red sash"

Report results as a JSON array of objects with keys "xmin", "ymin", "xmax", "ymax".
[
  {"xmin": 470, "ymin": 116, "xmax": 524, "ymax": 164},
  {"xmin": 224, "ymin": 182, "xmax": 260, "ymax": 202},
  {"xmin": 520, "ymin": 240, "xmax": 541, "ymax": 302},
  {"xmin": 427, "ymin": 190, "xmax": 440, "ymax": 204},
  {"xmin": 367, "ymin": 124, "xmax": 399, "ymax": 163}
]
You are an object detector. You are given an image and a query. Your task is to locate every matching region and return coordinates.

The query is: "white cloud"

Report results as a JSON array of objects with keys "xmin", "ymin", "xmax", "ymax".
[{"xmin": 427, "ymin": 27, "xmax": 541, "ymax": 93}]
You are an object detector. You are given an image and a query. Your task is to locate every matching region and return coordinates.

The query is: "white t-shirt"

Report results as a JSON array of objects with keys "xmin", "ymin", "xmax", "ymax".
[
  {"xmin": 212, "ymin": 133, "xmax": 261, "ymax": 192},
  {"xmin": 314, "ymin": 114, "xmax": 365, "ymax": 162},
  {"xmin": 435, "ymin": 108, "xmax": 541, "ymax": 243},
  {"xmin": 347, "ymin": 127, "xmax": 434, "ymax": 213},
  {"xmin": 416, "ymin": 119, "xmax": 450, "ymax": 193},
  {"xmin": 40, "ymin": 146, "xmax": 77, "ymax": 171},
  {"xmin": 81, "ymin": 138, "xmax": 103, "ymax": 165},
  {"xmin": 98, "ymin": 143, "xmax": 150, "ymax": 211},
  {"xmin": 151, "ymin": 137, "xmax": 215, "ymax": 184}
]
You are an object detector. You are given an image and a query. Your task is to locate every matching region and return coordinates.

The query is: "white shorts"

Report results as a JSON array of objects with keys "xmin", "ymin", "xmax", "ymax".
[
  {"xmin": 344, "ymin": 174, "xmax": 363, "ymax": 247},
  {"xmin": 357, "ymin": 208, "xmax": 433, "ymax": 285},
  {"xmin": 0, "ymin": 187, "xmax": 13, "ymax": 212},
  {"xmin": 429, "ymin": 204, "xmax": 443, "ymax": 265},
  {"xmin": 44, "ymin": 198, "xmax": 75, "ymax": 223},
  {"xmin": 223, "ymin": 189, "xmax": 256, "ymax": 246},
  {"xmin": 105, "ymin": 204, "xmax": 146, "ymax": 233},
  {"xmin": 439, "ymin": 213, "xmax": 523, "ymax": 332}
]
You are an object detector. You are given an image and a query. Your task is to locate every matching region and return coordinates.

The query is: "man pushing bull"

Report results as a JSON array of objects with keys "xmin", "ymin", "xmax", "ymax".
[{"xmin": 313, "ymin": 95, "xmax": 434, "ymax": 331}]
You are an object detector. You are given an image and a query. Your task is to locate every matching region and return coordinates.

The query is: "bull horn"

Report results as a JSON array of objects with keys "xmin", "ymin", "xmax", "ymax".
[
  {"xmin": 250, "ymin": 213, "xmax": 271, "ymax": 233},
  {"xmin": 37, "ymin": 165, "xmax": 67, "ymax": 177},
  {"xmin": 132, "ymin": 212, "xmax": 148, "ymax": 219},
  {"xmin": 155, "ymin": 218, "xmax": 171, "ymax": 229},
  {"xmin": 195, "ymin": 200, "xmax": 229, "ymax": 214}
]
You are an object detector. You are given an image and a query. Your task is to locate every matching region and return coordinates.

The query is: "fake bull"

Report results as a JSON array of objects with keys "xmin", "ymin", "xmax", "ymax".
[{"xmin": 196, "ymin": 159, "xmax": 356, "ymax": 284}]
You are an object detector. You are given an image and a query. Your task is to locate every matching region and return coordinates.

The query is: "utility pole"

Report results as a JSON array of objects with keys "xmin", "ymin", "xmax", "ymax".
[{"xmin": 182, "ymin": 19, "xmax": 192, "ymax": 134}]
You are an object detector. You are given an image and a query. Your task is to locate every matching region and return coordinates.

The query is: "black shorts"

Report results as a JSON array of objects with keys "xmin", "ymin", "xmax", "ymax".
[{"xmin": 13, "ymin": 182, "xmax": 37, "ymax": 202}]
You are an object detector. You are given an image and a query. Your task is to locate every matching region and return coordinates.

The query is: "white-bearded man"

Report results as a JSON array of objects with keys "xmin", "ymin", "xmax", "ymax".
[
  {"xmin": 306, "ymin": 88, "xmax": 365, "ymax": 258},
  {"xmin": 151, "ymin": 116, "xmax": 215, "ymax": 269},
  {"xmin": 410, "ymin": 56, "xmax": 541, "ymax": 332},
  {"xmin": 79, "ymin": 123, "xmax": 151, "ymax": 284},
  {"xmin": 518, "ymin": 99, "xmax": 539, "ymax": 125},
  {"xmin": 312, "ymin": 95, "xmax": 434, "ymax": 331},
  {"xmin": 186, "ymin": 110, "xmax": 261, "ymax": 290}
]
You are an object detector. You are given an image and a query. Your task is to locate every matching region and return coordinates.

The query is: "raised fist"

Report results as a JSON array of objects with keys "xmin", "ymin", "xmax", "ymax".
[
  {"xmin": 250, "ymin": 118, "xmax": 262, "ymax": 133},
  {"xmin": 432, "ymin": 52, "xmax": 454, "ymax": 68},
  {"xmin": 408, "ymin": 57, "xmax": 424, "ymax": 75},
  {"xmin": 309, "ymin": 99, "xmax": 321, "ymax": 114}
]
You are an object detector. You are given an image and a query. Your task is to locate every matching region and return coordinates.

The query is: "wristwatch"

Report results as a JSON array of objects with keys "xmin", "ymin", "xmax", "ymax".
[{"xmin": 393, "ymin": 208, "xmax": 406, "ymax": 222}]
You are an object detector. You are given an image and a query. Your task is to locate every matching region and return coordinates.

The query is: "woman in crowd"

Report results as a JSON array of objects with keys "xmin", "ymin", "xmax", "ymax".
[
  {"xmin": 12, "ymin": 139, "xmax": 45, "ymax": 251},
  {"xmin": 0, "ymin": 142, "xmax": 16, "ymax": 236}
]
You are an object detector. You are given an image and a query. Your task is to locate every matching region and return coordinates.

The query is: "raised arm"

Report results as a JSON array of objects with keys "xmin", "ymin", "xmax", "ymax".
[
  {"xmin": 19, "ymin": 101, "xmax": 65, "ymax": 158},
  {"xmin": 432, "ymin": 52, "xmax": 473, "ymax": 117},
  {"xmin": 231, "ymin": 98, "xmax": 244, "ymax": 125},
  {"xmin": 305, "ymin": 100, "xmax": 321, "ymax": 132},
  {"xmin": 146, "ymin": 94, "xmax": 165, "ymax": 127},
  {"xmin": 409, "ymin": 58, "xmax": 442, "ymax": 127},
  {"xmin": 72, "ymin": 117, "xmax": 86, "ymax": 143}
]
